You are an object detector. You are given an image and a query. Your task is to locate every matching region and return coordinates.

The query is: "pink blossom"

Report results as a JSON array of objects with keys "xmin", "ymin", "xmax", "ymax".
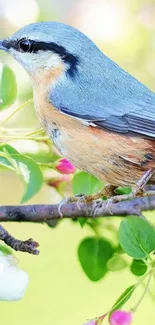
[
  {"xmin": 109, "ymin": 310, "xmax": 133, "ymax": 325},
  {"xmin": 55, "ymin": 158, "xmax": 76, "ymax": 174}
]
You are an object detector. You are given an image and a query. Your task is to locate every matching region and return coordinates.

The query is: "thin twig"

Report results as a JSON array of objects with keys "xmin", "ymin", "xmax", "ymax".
[{"xmin": 0, "ymin": 225, "xmax": 39, "ymax": 255}]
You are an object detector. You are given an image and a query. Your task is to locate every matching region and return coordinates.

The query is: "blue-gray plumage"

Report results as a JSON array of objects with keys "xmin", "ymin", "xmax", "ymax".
[
  {"xmin": 1, "ymin": 21, "xmax": 155, "ymax": 193},
  {"xmin": 1, "ymin": 22, "xmax": 155, "ymax": 137}
]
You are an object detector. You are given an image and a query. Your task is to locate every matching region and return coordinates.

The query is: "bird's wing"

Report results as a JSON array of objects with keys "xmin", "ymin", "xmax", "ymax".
[
  {"xmin": 59, "ymin": 101, "xmax": 155, "ymax": 138},
  {"xmin": 51, "ymin": 59, "xmax": 155, "ymax": 138}
]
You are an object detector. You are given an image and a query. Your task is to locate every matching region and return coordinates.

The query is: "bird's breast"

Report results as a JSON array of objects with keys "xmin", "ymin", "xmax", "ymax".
[{"xmin": 32, "ymin": 68, "xmax": 155, "ymax": 187}]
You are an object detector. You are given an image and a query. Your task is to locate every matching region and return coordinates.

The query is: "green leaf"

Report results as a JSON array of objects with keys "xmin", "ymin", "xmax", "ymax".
[
  {"xmin": 111, "ymin": 285, "xmax": 135, "ymax": 313},
  {"xmin": 0, "ymin": 155, "xmax": 14, "ymax": 171},
  {"xmin": 115, "ymin": 187, "xmax": 131, "ymax": 195},
  {"xmin": 130, "ymin": 259, "xmax": 147, "ymax": 276},
  {"xmin": 0, "ymin": 145, "xmax": 43, "ymax": 202},
  {"xmin": 78, "ymin": 237, "xmax": 114, "ymax": 281},
  {"xmin": 107, "ymin": 255, "xmax": 127, "ymax": 272},
  {"xmin": 119, "ymin": 216, "xmax": 155, "ymax": 259},
  {"xmin": 0, "ymin": 145, "xmax": 18, "ymax": 169},
  {"xmin": 73, "ymin": 171, "xmax": 103, "ymax": 195},
  {"xmin": 0, "ymin": 155, "xmax": 14, "ymax": 170},
  {"xmin": 0, "ymin": 144, "xmax": 19, "ymax": 170},
  {"xmin": 78, "ymin": 218, "xmax": 87, "ymax": 227},
  {"xmin": 12, "ymin": 154, "xmax": 43, "ymax": 203},
  {"xmin": 0, "ymin": 244, "xmax": 12, "ymax": 255},
  {"xmin": 0, "ymin": 143, "xmax": 19, "ymax": 154},
  {"xmin": 46, "ymin": 220, "xmax": 59, "ymax": 228},
  {"xmin": 0, "ymin": 64, "xmax": 17, "ymax": 110}
]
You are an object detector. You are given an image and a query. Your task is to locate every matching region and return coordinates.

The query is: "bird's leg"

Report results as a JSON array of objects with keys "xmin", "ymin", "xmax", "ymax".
[
  {"xmin": 57, "ymin": 184, "xmax": 116, "ymax": 218},
  {"xmin": 92, "ymin": 169, "xmax": 154, "ymax": 216},
  {"xmin": 109, "ymin": 168, "xmax": 154, "ymax": 204},
  {"xmin": 101, "ymin": 184, "xmax": 117, "ymax": 198},
  {"xmin": 75, "ymin": 184, "xmax": 117, "ymax": 203}
]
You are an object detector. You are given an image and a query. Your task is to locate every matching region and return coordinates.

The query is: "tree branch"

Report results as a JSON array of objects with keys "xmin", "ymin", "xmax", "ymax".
[
  {"xmin": 0, "ymin": 196, "xmax": 154, "ymax": 255},
  {"xmin": 0, "ymin": 195, "xmax": 155, "ymax": 222}
]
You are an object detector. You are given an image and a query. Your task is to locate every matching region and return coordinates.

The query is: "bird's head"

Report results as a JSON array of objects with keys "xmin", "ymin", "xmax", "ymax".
[{"xmin": 0, "ymin": 21, "xmax": 100, "ymax": 81}]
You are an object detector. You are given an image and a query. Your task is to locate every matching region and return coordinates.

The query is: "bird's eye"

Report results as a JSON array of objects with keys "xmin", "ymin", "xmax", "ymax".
[{"xmin": 18, "ymin": 39, "xmax": 32, "ymax": 53}]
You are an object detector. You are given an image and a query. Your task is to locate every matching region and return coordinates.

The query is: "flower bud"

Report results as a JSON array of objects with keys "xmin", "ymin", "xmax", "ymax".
[
  {"xmin": 83, "ymin": 320, "xmax": 97, "ymax": 325},
  {"xmin": 109, "ymin": 310, "xmax": 133, "ymax": 325},
  {"xmin": 55, "ymin": 158, "xmax": 76, "ymax": 174},
  {"xmin": 0, "ymin": 252, "xmax": 29, "ymax": 301}
]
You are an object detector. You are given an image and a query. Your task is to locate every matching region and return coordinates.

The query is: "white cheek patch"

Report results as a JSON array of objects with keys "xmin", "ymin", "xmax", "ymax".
[
  {"xmin": 10, "ymin": 49, "xmax": 62, "ymax": 72},
  {"xmin": 44, "ymin": 53, "xmax": 62, "ymax": 70}
]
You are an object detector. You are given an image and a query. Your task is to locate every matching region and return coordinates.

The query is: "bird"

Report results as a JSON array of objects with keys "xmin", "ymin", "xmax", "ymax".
[{"xmin": 1, "ymin": 21, "xmax": 155, "ymax": 205}]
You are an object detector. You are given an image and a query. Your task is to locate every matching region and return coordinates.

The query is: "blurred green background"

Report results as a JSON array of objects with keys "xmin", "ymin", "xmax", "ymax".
[{"xmin": 0, "ymin": 0, "xmax": 155, "ymax": 324}]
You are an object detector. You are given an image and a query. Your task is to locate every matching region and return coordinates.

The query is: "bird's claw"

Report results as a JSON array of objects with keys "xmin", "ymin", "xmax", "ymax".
[
  {"xmin": 58, "ymin": 193, "xmax": 86, "ymax": 218},
  {"xmin": 92, "ymin": 197, "xmax": 114, "ymax": 217},
  {"xmin": 92, "ymin": 199, "xmax": 103, "ymax": 217},
  {"xmin": 58, "ymin": 198, "xmax": 69, "ymax": 218}
]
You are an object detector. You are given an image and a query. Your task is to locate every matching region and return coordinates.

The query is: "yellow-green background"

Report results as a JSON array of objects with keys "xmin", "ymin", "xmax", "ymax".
[{"xmin": 0, "ymin": 0, "xmax": 155, "ymax": 324}]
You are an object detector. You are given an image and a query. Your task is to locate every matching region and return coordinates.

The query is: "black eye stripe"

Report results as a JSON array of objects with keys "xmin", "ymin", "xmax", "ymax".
[
  {"xmin": 4, "ymin": 38, "xmax": 79, "ymax": 78},
  {"xmin": 29, "ymin": 40, "xmax": 79, "ymax": 78}
]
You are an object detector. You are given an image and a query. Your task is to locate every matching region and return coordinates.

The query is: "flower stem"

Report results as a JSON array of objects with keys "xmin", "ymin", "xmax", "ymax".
[
  {"xmin": 38, "ymin": 162, "xmax": 55, "ymax": 168},
  {"xmin": 131, "ymin": 271, "xmax": 152, "ymax": 312},
  {"xmin": 108, "ymin": 270, "xmax": 152, "ymax": 315},
  {"xmin": 0, "ymin": 99, "xmax": 33, "ymax": 127},
  {"xmin": 25, "ymin": 128, "xmax": 44, "ymax": 137},
  {"xmin": 0, "ymin": 134, "xmax": 48, "ymax": 141}
]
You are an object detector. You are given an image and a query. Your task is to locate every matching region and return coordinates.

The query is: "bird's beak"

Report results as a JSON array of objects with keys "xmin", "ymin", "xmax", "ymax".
[{"xmin": 0, "ymin": 40, "xmax": 8, "ymax": 52}]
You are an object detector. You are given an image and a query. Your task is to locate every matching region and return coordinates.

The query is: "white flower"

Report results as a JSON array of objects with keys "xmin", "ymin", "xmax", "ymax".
[{"xmin": 0, "ymin": 252, "xmax": 29, "ymax": 301}]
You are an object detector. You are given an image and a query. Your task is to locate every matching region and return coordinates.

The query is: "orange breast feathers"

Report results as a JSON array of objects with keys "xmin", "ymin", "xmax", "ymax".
[{"xmin": 32, "ymin": 66, "xmax": 155, "ymax": 188}]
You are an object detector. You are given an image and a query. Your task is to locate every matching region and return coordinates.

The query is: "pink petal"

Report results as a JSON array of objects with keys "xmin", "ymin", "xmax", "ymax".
[
  {"xmin": 56, "ymin": 158, "xmax": 76, "ymax": 174},
  {"xmin": 109, "ymin": 310, "xmax": 133, "ymax": 325}
]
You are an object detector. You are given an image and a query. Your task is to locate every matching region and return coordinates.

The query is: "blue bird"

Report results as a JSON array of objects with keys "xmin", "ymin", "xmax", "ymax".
[{"xmin": 1, "ymin": 21, "xmax": 155, "ymax": 203}]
